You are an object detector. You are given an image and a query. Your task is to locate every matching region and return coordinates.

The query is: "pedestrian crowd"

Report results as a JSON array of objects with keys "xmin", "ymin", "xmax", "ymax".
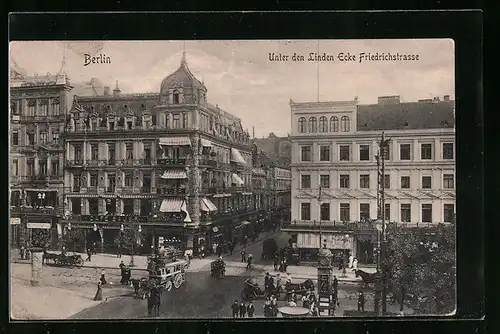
[{"xmin": 231, "ymin": 300, "xmax": 255, "ymax": 318}]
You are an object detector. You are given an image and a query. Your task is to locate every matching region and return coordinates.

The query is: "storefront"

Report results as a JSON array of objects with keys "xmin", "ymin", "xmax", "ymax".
[
  {"xmin": 355, "ymin": 233, "xmax": 376, "ymax": 264},
  {"xmin": 294, "ymin": 231, "xmax": 355, "ymax": 263},
  {"xmin": 10, "ymin": 218, "xmax": 21, "ymax": 248},
  {"xmin": 26, "ymin": 221, "xmax": 54, "ymax": 248}
]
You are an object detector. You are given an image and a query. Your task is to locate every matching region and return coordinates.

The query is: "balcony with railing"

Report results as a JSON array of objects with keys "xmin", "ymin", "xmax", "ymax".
[
  {"xmin": 106, "ymin": 186, "xmax": 116, "ymax": 193},
  {"xmin": 64, "ymin": 213, "xmax": 187, "ymax": 225},
  {"xmin": 10, "ymin": 205, "xmax": 59, "ymax": 215},
  {"xmin": 140, "ymin": 186, "xmax": 151, "ymax": 193},
  {"xmin": 157, "ymin": 157, "xmax": 187, "ymax": 166},
  {"xmin": 156, "ymin": 187, "xmax": 187, "ymax": 195}
]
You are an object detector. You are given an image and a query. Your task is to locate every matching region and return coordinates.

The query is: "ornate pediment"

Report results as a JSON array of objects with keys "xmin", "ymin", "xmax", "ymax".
[
  {"xmin": 338, "ymin": 192, "xmax": 358, "ymax": 199},
  {"xmin": 296, "ymin": 190, "xmax": 315, "ymax": 199},
  {"xmin": 397, "ymin": 191, "xmax": 420, "ymax": 200},
  {"xmin": 142, "ymin": 110, "xmax": 152, "ymax": 117},
  {"xmin": 124, "ymin": 108, "xmax": 135, "ymax": 117},
  {"xmin": 439, "ymin": 191, "xmax": 456, "ymax": 199}
]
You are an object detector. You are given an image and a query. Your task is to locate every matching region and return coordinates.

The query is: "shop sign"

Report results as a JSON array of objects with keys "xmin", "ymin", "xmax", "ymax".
[
  {"xmin": 10, "ymin": 218, "xmax": 21, "ymax": 225},
  {"xmin": 27, "ymin": 222, "xmax": 51, "ymax": 229}
]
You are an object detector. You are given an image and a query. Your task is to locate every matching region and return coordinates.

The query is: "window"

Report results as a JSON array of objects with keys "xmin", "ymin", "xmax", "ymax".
[
  {"xmin": 51, "ymin": 100, "xmax": 60, "ymax": 115},
  {"xmin": 91, "ymin": 119, "xmax": 98, "ymax": 131},
  {"xmin": 319, "ymin": 145, "xmax": 330, "ymax": 161},
  {"xmin": 125, "ymin": 172, "xmax": 134, "ymax": 187},
  {"xmin": 359, "ymin": 145, "xmax": 370, "ymax": 161},
  {"xmin": 320, "ymin": 175, "xmax": 330, "ymax": 188},
  {"xmin": 301, "ymin": 146, "xmax": 312, "ymax": 162},
  {"xmin": 27, "ymin": 133, "xmax": 35, "ymax": 145},
  {"xmin": 384, "ymin": 203, "xmax": 390, "ymax": 221},
  {"xmin": 173, "ymin": 90, "xmax": 180, "ymax": 104},
  {"xmin": 88, "ymin": 198, "xmax": 98, "ymax": 214},
  {"xmin": 182, "ymin": 112, "xmax": 188, "ymax": 128},
  {"xmin": 89, "ymin": 172, "xmax": 97, "ymax": 187},
  {"xmin": 444, "ymin": 204, "xmax": 455, "ymax": 223},
  {"xmin": 401, "ymin": 176, "xmax": 410, "ymax": 189},
  {"xmin": 52, "ymin": 132, "xmax": 59, "ymax": 144},
  {"xmin": 172, "ymin": 113, "xmax": 180, "ymax": 129},
  {"xmin": 27, "ymin": 160, "xmax": 34, "ymax": 176},
  {"xmin": 308, "ymin": 117, "xmax": 318, "ymax": 133},
  {"xmin": 340, "ymin": 116, "xmax": 350, "ymax": 132},
  {"xmin": 443, "ymin": 174, "xmax": 454, "ymax": 189},
  {"xmin": 443, "ymin": 143, "xmax": 454, "ymax": 159},
  {"xmin": 72, "ymin": 198, "xmax": 82, "ymax": 214},
  {"xmin": 151, "ymin": 113, "xmax": 157, "ymax": 126},
  {"xmin": 11, "ymin": 159, "xmax": 18, "ymax": 176},
  {"xmin": 360, "ymin": 175, "xmax": 370, "ymax": 188},
  {"xmin": 107, "ymin": 173, "xmax": 116, "ymax": 192},
  {"xmin": 12, "ymin": 132, "xmax": 19, "ymax": 146},
  {"xmin": 422, "ymin": 204, "xmax": 432, "ymax": 223},
  {"xmin": 320, "ymin": 203, "xmax": 330, "ymax": 221},
  {"xmin": 73, "ymin": 173, "xmax": 81, "ymax": 191},
  {"xmin": 40, "ymin": 132, "xmax": 48, "ymax": 144},
  {"xmin": 105, "ymin": 199, "xmax": 117, "ymax": 215},
  {"xmin": 422, "ymin": 176, "xmax": 432, "ymax": 189},
  {"xmin": 421, "ymin": 143, "xmax": 432, "ymax": 160},
  {"xmin": 384, "ymin": 174, "xmax": 390, "ymax": 189},
  {"xmin": 108, "ymin": 146, "xmax": 116, "ymax": 164},
  {"xmin": 401, "ymin": 204, "xmax": 411, "ymax": 222},
  {"xmin": 51, "ymin": 160, "xmax": 59, "ymax": 176},
  {"xmin": 340, "ymin": 175, "xmax": 350, "ymax": 188},
  {"xmin": 319, "ymin": 116, "xmax": 328, "ymax": 132},
  {"xmin": 126, "ymin": 143, "xmax": 134, "ymax": 160},
  {"xmin": 360, "ymin": 203, "xmax": 370, "ymax": 220},
  {"xmin": 301, "ymin": 175, "xmax": 311, "ymax": 189},
  {"xmin": 39, "ymin": 161, "xmax": 47, "ymax": 175},
  {"xmin": 340, "ymin": 203, "xmax": 350, "ymax": 221},
  {"xmin": 301, "ymin": 203, "xmax": 311, "ymax": 220},
  {"xmin": 123, "ymin": 199, "xmax": 134, "ymax": 215},
  {"xmin": 400, "ymin": 144, "xmax": 411, "ymax": 160},
  {"xmin": 39, "ymin": 100, "xmax": 48, "ymax": 116},
  {"xmin": 330, "ymin": 116, "xmax": 339, "ymax": 132},
  {"xmin": 298, "ymin": 117, "xmax": 306, "ymax": 133},
  {"xmin": 109, "ymin": 120, "xmax": 115, "ymax": 131},
  {"xmin": 28, "ymin": 100, "xmax": 36, "ymax": 116},
  {"xmin": 90, "ymin": 144, "xmax": 98, "ymax": 160},
  {"xmin": 339, "ymin": 145, "xmax": 350, "ymax": 161},
  {"xmin": 74, "ymin": 145, "xmax": 83, "ymax": 161},
  {"xmin": 11, "ymin": 101, "xmax": 18, "ymax": 115}
]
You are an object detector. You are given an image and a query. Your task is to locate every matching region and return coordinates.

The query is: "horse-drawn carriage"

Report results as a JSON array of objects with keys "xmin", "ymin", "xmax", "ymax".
[
  {"xmin": 241, "ymin": 278, "xmax": 267, "ymax": 301},
  {"xmin": 148, "ymin": 259, "xmax": 187, "ymax": 292},
  {"xmin": 210, "ymin": 259, "xmax": 226, "ymax": 279},
  {"xmin": 42, "ymin": 251, "xmax": 84, "ymax": 268},
  {"xmin": 283, "ymin": 279, "xmax": 315, "ymax": 301},
  {"xmin": 261, "ymin": 238, "xmax": 278, "ymax": 260}
]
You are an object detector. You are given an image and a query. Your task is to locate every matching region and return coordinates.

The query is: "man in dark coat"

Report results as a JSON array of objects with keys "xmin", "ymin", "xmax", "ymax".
[
  {"xmin": 264, "ymin": 273, "xmax": 270, "ymax": 292},
  {"xmin": 273, "ymin": 254, "xmax": 279, "ymax": 270},
  {"xmin": 246, "ymin": 301, "xmax": 255, "ymax": 318},
  {"xmin": 231, "ymin": 300, "xmax": 239, "ymax": 318},
  {"xmin": 358, "ymin": 291, "xmax": 365, "ymax": 312},
  {"xmin": 119, "ymin": 261, "xmax": 126, "ymax": 284},
  {"xmin": 246, "ymin": 254, "xmax": 253, "ymax": 269},
  {"xmin": 239, "ymin": 302, "xmax": 247, "ymax": 318},
  {"xmin": 241, "ymin": 249, "xmax": 246, "ymax": 263},
  {"xmin": 86, "ymin": 248, "xmax": 92, "ymax": 262},
  {"xmin": 333, "ymin": 275, "xmax": 339, "ymax": 293}
]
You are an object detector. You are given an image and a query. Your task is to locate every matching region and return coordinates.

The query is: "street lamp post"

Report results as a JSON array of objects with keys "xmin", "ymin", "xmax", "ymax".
[{"xmin": 130, "ymin": 224, "xmax": 142, "ymax": 267}]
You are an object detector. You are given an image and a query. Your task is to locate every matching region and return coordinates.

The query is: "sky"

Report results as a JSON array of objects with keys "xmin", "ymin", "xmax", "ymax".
[{"xmin": 9, "ymin": 39, "xmax": 454, "ymax": 138}]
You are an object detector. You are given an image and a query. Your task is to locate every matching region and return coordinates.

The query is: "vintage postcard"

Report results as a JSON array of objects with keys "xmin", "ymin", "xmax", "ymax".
[{"xmin": 9, "ymin": 39, "xmax": 455, "ymax": 320}]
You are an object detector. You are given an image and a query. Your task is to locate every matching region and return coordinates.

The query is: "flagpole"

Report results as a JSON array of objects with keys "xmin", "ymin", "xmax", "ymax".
[{"xmin": 318, "ymin": 186, "xmax": 322, "ymax": 248}]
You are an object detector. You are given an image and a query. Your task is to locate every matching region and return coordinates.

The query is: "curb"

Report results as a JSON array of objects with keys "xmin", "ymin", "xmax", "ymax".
[{"xmin": 68, "ymin": 292, "xmax": 134, "ymax": 319}]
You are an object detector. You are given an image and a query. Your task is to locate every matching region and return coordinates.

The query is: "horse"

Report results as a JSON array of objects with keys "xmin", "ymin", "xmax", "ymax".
[
  {"xmin": 147, "ymin": 285, "xmax": 162, "ymax": 317},
  {"xmin": 353, "ymin": 269, "xmax": 377, "ymax": 287},
  {"xmin": 285, "ymin": 279, "xmax": 315, "ymax": 294}
]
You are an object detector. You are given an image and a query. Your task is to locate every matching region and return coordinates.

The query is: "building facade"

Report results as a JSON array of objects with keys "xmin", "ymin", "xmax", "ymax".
[
  {"xmin": 9, "ymin": 62, "xmax": 102, "ymax": 250},
  {"xmin": 283, "ymin": 95, "xmax": 455, "ymax": 263},
  {"xmin": 61, "ymin": 55, "xmax": 275, "ymax": 256}
]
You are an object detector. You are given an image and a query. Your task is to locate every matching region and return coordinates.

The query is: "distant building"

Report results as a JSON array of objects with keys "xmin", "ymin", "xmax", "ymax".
[
  {"xmin": 9, "ymin": 58, "xmax": 103, "ymax": 249},
  {"xmin": 284, "ymin": 95, "xmax": 455, "ymax": 264},
  {"xmin": 252, "ymin": 133, "xmax": 292, "ymax": 168}
]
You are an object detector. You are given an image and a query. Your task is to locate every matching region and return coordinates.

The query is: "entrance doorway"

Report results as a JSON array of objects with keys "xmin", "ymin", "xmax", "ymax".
[{"xmin": 356, "ymin": 238, "xmax": 375, "ymax": 264}]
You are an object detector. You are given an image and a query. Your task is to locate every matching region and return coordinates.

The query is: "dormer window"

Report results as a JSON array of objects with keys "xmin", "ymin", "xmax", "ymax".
[{"xmin": 173, "ymin": 90, "xmax": 180, "ymax": 104}]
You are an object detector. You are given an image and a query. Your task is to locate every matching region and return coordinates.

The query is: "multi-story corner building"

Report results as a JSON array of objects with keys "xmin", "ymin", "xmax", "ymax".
[
  {"xmin": 9, "ymin": 59, "xmax": 102, "ymax": 250},
  {"xmin": 283, "ymin": 95, "xmax": 455, "ymax": 263},
  {"xmin": 61, "ymin": 55, "xmax": 272, "ymax": 256}
]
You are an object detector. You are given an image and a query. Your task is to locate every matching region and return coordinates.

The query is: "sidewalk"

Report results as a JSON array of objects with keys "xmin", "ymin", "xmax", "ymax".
[{"xmin": 10, "ymin": 263, "xmax": 133, "ymax": 320}]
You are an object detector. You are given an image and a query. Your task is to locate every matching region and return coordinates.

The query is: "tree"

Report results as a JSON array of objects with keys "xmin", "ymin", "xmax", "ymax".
[
  {"xmin": 114, "ymin": 228, "xmax": 147, "ymax": 255},
  {"xmin": 30, "ymin": 230, "xmax": 51, "ymax": 249},
  {"xmin": 385, "ymin": 223, "xmax": 456, "ymax": 314},
  {"xmin": 65, "ymin": 229, "xmax": 86, "ymax": 252}
]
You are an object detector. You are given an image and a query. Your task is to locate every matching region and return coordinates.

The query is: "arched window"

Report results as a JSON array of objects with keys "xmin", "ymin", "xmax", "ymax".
[
  {"xmin": 298, "ymin": 117, "xmax": 307, "ymax": 133},
  {"xmin": 340, "ymin": 116, "xmax": 350, "ymax": 132},
  {"xmin": 172, "ymin": 90, "xmax": 180, "ymax": 104},
  {"xmin": 319, "ymin": 116, "xmax": 328, "ymax": 132},
  {"xmin": 330, "ymin": 116, "xmax": 339, "ymax": 132},
  {"xmin": 308, "ymin": 117, "xmax": 318, "ymax": 133}
]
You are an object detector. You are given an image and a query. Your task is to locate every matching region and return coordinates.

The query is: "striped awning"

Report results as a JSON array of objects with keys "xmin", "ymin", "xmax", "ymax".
[
  {"xmin": 161, "ymin": 169, "xmax": 188, "ymax": 179},
  {"xmin": 230, "ymin": 148, "xmax": 246, "ymax": 165},
  {"xmin": 200, "ymin": 198, "xmax": 218, "ymax": 212},
  {"xmin": 159, "ymin": 137, "xmax": 191, "ymax": 146},
  {"xmin": 159, "ymin": 199, "xmax": 183, "ymax": 213},
  {"xmin": 200, "ymin": 139, "xmax": 212, "ymax": 148},
  {"xmin": 232, "ymin": 173, "xmax": 245, "ymax": 186}
]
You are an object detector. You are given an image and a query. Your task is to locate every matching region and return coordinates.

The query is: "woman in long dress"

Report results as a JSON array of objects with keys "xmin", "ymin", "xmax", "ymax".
[
  {"xmin": 353, "ymin": 258, "xmax": 358, "ymax": 270},
  {"xmin": 94, "ymin": 281, "xmax": 103, "ymax": 301}
]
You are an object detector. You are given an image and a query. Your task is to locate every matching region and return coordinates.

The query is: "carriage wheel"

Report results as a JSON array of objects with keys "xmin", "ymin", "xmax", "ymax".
[
  {"xmin": 173, "ymin": 274, "xmax": 183, "ymax": 288},
  {"xmin": 165, "ymin": 281, "xmax": 173, "ymax": 291}
]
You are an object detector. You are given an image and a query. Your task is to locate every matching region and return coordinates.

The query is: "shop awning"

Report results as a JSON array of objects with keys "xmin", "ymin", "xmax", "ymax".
[
  {"xmin": 241, "ymin": 221, "xmax": 251, "ymax": 225},
  {"xmin": 200, "ymin": 198, "xmax": 218, "ymax": 212},
  {"xmin": 232, "ymin": 173, "xmax": 245, "ymax": 186},
  {"xmin": 159, "ymin": 137, "xmax": 191, "ymax": 146},
  {"xmin": 160, "ymin": 169, "xmax": 188, "ymax": 179},
  {"xmin": 200, "ymin": 138, "xmax": 212, "ymax": 148},
  {"xmin": 230, "ymin": 148, "xmax": 247, "ymax": 165},
  {"xmin": 159, "ymin": 199, "xmax": 183, "ymax": 213}
]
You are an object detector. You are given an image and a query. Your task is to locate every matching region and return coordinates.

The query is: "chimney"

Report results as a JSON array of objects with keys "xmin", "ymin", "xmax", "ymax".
[
  {"xmin": 377, "ymin": 95, "xmax": 400, "ymax": 105},
  {"xmin": 113, "ymin": 80, "xmax": 121, "ymax": 96},
  {"xmin": 443, "ymin": 95, "xmax": 450, "ymax": 101},
  {"xmin": 103, "ymin": 86, "xmax": 111, "ymax": 96}
]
